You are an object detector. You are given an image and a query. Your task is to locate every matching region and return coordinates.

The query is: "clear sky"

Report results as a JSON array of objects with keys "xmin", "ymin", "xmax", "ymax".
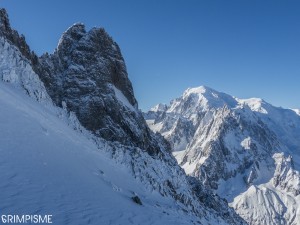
[{"xmin": 1, "ymin": 0, "xmax": 300, "ymax": 111}]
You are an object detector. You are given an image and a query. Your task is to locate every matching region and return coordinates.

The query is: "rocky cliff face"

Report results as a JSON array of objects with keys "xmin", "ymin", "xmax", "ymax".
[
  {"xmin": 273, "ymin": 153, "xmax": 300, "ymax": 196},
  {"xmin": 0, "ymin": 7, "xmax": 163, "ymax": 155},
  {"xmin": 0, "ymin": 8, "xmax": 246, "ymax": 224},
  {"xmin": 145, "ymin": 86, "xmax": 300, "ymax": 224},
  {"xmin": 35, "ymin": 23, "xmax": 163, "ymax": 155}
]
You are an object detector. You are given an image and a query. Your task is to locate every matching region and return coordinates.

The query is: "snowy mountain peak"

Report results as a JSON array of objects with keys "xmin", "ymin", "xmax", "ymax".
[
  {"xmin": 67, "ymin": 22, "xmax": 85, "ymax": 31},
  {"xmin": 145, "ymin": 85, "xmax": 300, "ymax": 225},
  {"xmin": 240, "ymin": 97, "xmax": 265, "ymax": 105},
  {"xmin": 183, "ymin": 86, "xmax": 225, "ymax": 100},
  {"xmin": 238, "ymin": 98, "xmax": 269, "ymax": 114},
  {"xmin": 166, "ymin": 85, "xmax": 238, "ymax": 114},
  {"xmin": 57, "ymin": 23, "xmax": 119, "ymax": 60},
  {"xmin": 184, "ymin": 85, "xmax": 212, "ymax": 95},
  {"xmin": 57, "ymin": 23, "xmax": 86, "ymax": 49},
  {"xmin": 150, "ymin": 103, "xmax": 167, "ymax": 112},
  {"xmin": 63, "ymin": 22, "xmax": 86, "ymax": 34}
]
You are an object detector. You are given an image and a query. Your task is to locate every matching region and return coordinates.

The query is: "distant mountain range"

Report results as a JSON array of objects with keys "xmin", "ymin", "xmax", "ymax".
[{"xmin": 144, "ymin": 86, "xmax": 300, "ymax": 224}]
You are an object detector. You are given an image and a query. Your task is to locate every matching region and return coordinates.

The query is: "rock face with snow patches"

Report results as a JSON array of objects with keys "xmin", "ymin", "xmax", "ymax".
[
  {"xmin": 145, "ymin": 86, "xmax": 300, "ymax": 225},
  {"xmin": 35, "ymin": 23, "xmax": 161, "ymax": 155},
  {"xmin": 0, "ymin": 8, "xmax": 246, "ymax": 225}
]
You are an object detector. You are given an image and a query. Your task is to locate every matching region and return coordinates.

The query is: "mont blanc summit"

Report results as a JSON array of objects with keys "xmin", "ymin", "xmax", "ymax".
[{"xmin": 145, "ymin": 85, "xmax": 300, "ymax": 225}]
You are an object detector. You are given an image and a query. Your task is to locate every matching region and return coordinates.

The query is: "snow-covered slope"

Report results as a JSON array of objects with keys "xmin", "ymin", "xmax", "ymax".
[
  {"xmin": 0, "ymin": 82, "xmax": 198, "ymax": 225},
  {"xmin": 145, "ymin": 85, "xmax": 300, "ymax": 225},
  {"xmin": 293, "ymin": 109, "xmax": 300, "ymax": 116},
  {"xmin": 0, "ymin": 8, "xmax": 246, "ymax": 225}
]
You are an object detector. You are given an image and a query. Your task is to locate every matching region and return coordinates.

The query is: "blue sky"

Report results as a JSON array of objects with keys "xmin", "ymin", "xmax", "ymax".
[{"xmin": 1, "ymin": 0, "xmax": 300, "ymax": 110}]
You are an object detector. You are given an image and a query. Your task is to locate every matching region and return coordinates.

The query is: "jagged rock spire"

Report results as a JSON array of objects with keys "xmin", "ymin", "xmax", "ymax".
[
  {"xmin": 0, "ymin": 8, "xmax": 37, "ymax": 64},
  {"xmin": 0, "ymin": 8, "xmax": 11, "ymax": 31}
]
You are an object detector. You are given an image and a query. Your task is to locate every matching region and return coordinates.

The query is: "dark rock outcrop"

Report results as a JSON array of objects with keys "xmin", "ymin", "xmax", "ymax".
[
  {"xmin": 0, "ymin": 8, "xmax": 38, "ymax": 64},
  {"xmin": 35, "ymin": 23, "xmax": 164, "ymax": 155}
]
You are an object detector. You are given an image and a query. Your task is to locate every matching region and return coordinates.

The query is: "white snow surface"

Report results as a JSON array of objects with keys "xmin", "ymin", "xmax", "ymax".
[
  {"xmin": 112, "ymin": 84, "xmax": 136, "ymax": 111},
  {"xmin": 293, "ymin": 109, "xmax": 300, "ymax": 116},
  {"xmin": 231, "ymin": 182, "xmax": 300, "ymax": 225},
  {"xmin": 238, "ymin": 98, "xmax": 268, "ymax": 114},
  {"xmin": 0, "ymin": 82, "xmax": 201, "ymax": 225}
]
